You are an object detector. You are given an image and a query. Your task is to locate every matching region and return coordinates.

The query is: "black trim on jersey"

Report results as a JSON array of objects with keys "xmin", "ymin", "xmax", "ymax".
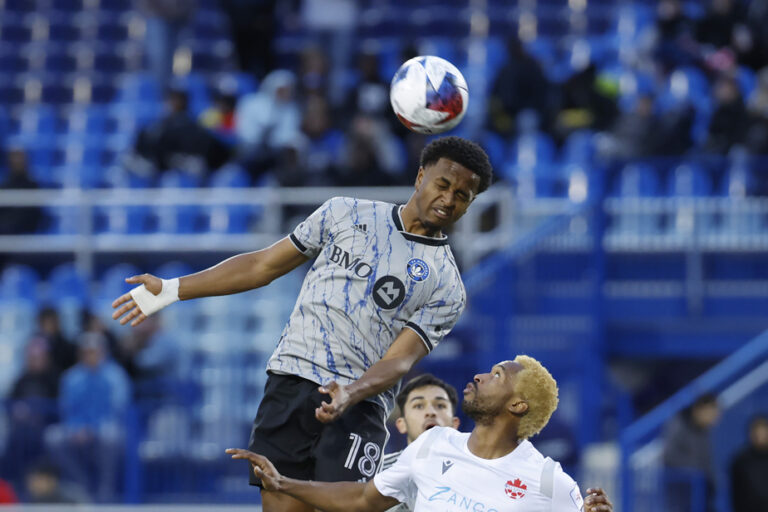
[
  {"xmin": 405, "ymin": 322, "xmax": 433, "ymax": 352},
  {"xmin": 380, "ymin": 450, "xmax": 403, "ymax": 471},
  {"xmin": 391, "ymin": 205, "xmax": 449, "ymax": 247},
  {"xmin": 289, "ymin": 233, "xmax": 308, "ymax": 253}
]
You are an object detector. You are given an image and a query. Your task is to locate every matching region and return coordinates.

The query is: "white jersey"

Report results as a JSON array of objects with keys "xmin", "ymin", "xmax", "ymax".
[
  {"xmin": 374, "ymin": 427, "xmax": 585, "ymax": 512},
  {"xmin": 267, "ymin": 197, "xmax": 466, "ymax": 414}
]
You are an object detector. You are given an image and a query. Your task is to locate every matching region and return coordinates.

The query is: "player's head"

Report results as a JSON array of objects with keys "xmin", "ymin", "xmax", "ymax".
[
  {"xmin": 462, "ymin": 355, "xmax": 559, "ymax": 440},
  {"xmin": 395, "ymin": 374, "xmax": 460, "ymax": 443},
  {"xmin": 412, "ymin": 137, "xmax": 493, "ymax": 230}
]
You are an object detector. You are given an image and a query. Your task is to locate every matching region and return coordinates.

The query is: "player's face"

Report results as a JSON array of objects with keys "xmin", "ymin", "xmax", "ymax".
[
  {"xmin": 462, "ymin": 361, "xmax": 525, "ymax": 423},
  {"xmin": 396, "ymin": 385, "xmax": 459, "ymax": 443},
  {"xmin": 414, "ymin": 158, "xmax": 480, "ymax": 231}
]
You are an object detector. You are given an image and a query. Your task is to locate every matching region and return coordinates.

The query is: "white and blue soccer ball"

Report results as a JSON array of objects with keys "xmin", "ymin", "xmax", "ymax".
[{"xmin": 389, "ymin": 55, "xmax": 468, "ymax": 134}]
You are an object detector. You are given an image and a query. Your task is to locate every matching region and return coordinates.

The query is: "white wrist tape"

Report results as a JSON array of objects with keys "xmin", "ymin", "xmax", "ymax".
[{"xmin": 129, "ymin": 278, "xmax": 180, "ymax": 316}]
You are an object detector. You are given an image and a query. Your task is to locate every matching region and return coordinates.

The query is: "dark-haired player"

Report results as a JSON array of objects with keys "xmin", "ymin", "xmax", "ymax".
[{"xmin": 112, "ymin": 136, "xmax": 493, "ymax": 512}]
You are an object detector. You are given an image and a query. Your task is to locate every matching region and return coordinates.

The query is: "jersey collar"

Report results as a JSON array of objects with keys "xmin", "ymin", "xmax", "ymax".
[{"xmin": 392, "ymin": 205, "xmax": 449, "ymax": 246}]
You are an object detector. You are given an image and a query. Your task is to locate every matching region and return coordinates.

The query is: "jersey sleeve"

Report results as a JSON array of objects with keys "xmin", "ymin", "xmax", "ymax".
[
  {"xmin": 405, "ymin": 277, "xmax": 466, "ymax": 353},
  {"xmin": 373, "ymin": 429, "xmax": 430, "ymax": 504},
  {"xmin": 289, "ymin": 197, "xmax": 344, "ymax": 258},
  {"xmin": 551, "ymin": 467, "xmax": 584, "ymax": 512}
]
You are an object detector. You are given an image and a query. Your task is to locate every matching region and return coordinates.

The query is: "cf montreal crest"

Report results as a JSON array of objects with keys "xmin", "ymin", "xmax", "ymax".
[
  {"xmin": 505, "ymin": 479, "xmax": 527, "ymax": 500},
  {"xmin": 407, "ymin": 258, "xmax": 430, "ymax": 281}
]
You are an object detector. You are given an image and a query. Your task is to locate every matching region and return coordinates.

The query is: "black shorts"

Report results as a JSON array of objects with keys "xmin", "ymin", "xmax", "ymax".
[{"xmin": 247, "ymin": 372, "xmax": 388, "ymax": 486}]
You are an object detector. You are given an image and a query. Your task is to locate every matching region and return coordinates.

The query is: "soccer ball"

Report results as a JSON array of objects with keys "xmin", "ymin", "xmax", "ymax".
[{"xmin": 390, "ymin": 56, "xmax": 468, "ymax": 134}]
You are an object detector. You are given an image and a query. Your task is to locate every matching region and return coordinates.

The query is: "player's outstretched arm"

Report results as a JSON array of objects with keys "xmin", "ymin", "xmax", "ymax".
[
  {"xmin": 226, "ymin": 449, "xmax": 398, "ymax": 512},
  {"xmin": 112, "ymin": 237, "xmax": 308, "ymax": 326},
  {"xmin": 584, "ymin": 488, "xmax": 613, "ymax": 512},
  {"xmin": 315, "ymin": 329, "xmax": 428, "ymax": 422}
]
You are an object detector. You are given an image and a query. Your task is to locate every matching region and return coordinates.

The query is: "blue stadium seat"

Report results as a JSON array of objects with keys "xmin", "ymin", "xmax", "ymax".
[
  {"xmin": 0, "ymin": 19, "xmax": 32, "ymax": 44},
  {"xmin": 509, "ymin": 132, "xmax": 556, "ymax": 171},
  {"xmin": 479, "ymin": 131, "xmax": 508, "ymax": 173},
  {"xmin": 98, "ymin": 263, "xmax": 143, "ymax": 302},
  {"xmin": 561, "ymin": 130, "xmax": 596, "ymax": 165},
  {"xmin": 215, "ymin": 72, "xmax": 258, "ymax": 97},
  {"xmin": 17, "ymin": 105, "xmax": 58, "ymax": 136},
  {"xmin": 0, "ymin": 264, "xmax": 40, "ymax": 301},
  {"xmin": 172, "ymin": 73, "xmax": 211, "ymax": 116},
  {"xmin": 155, "ymin": 170, "xmax": 203, "ymax": 233},
  {"xmin": 95, "ymin": 204, "xmax": 150, "ymax": 233},
  {"xmin": 736, "ymin": 66, "xmax": 756, "ymax": 99},
  {"xmin": 51, "ymin": 0, "xmax": 87, "ymax": 10},
  {"xmin": 95, "ymin": 19, "xmax": 130, "ymax": 42},
  {"xmin": 43, "ymin": 205, "xmax": 79, "ymax": 233},
  {"xmin": 115, "ymin": 73, "xmax": 162, "ymax": 105},
  {"xmin": 48, "ymin": 262, "xmax": 88, "ymax": 303},
  {"xmin": 610, "ymin": 163, "xmax": 661, "ymax": 236},
  {"xmin": 155, "ymin": 262, "xmax": 194, "ymax": 280},
  {"xmin": 0, "ymin": 48, "xmax": 26, "ymax": 74},
  {"xmin": 208, "ymin": 164, "xmax": 250, "ymax": 188},
  {"xmin": 63, "ymin": 105, "xmax": 109, "ymax": 136},
  {"xmin": 614, "ymin": 162, "xmax": 660, "ymax": 198},
  {"xmin": 667, "ymin": 163, "xmax": 711, "ymax": 197}
]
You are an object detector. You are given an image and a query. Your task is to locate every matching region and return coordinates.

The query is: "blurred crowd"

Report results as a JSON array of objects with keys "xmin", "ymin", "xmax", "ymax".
[{"xmin": 0, "ymin": 308, "xmax": 181, "ymax": 503}]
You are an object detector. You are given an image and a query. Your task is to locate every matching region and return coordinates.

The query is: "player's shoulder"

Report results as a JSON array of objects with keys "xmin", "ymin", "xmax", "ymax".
[
  {"xmin": 324, "ymin": 197, "xmax": 392, "ymax": 216},
  {"xmin": 551, "ymin": 460, "xmax": 577, "ymax": 489},
  {"xmin": 381, "ymin": 449, "xmax": 403, "ymax": 471}
]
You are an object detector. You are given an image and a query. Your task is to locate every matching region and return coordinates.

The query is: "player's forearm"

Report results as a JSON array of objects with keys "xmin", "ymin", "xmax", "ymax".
[
  {"xmin": 178, "ymin": 251, "xmax": 274, "ymax": 300},
  {"xmin": 277, "ymin": 478, "xmax": 378, "ymax": 512},
  {"xmin": 346, "ymin": 357, "xmax": 414, "ymax": 406}
]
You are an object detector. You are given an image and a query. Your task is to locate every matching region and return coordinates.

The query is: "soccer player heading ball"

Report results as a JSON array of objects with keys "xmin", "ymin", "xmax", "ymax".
[{"xmin": 112, "ymin": 136, "xmax": 492, "ymax": 512}]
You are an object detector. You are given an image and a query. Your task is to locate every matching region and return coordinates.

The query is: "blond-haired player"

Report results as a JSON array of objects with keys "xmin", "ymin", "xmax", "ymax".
[{"xmin": 229, "ymin": 355, "xmax": 613, "ymax": 512}]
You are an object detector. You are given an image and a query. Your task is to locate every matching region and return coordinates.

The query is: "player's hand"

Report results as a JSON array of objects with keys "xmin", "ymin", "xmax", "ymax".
[
  {"xmin": 111, "ymin": 274, "xmax": 161, "ymax": 326},
  {"xmin": 226, "ymin": 448, "xmax": 283, "ymax": 492},
  {"xmin": 584, "ymin": 488, "xmax": 613, "ymax": 512},
  {"xmin": 315, "ymin": 381, "xmax": 351, "ymax": 423}
]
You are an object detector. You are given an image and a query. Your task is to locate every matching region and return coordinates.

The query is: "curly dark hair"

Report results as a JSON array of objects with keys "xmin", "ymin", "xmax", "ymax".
[
  {"xmin": 420, "ymin": 136, "xmax": 493, "ymax": 193},
  {"xmin": 396, "ymin": 373, "xmax": 459, "ymax": 416}
]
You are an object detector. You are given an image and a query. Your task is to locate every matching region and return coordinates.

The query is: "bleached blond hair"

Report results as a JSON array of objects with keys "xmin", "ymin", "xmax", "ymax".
[{"xmin": 513, "ymin": 355, "xmax": 559, "ymax": 439}]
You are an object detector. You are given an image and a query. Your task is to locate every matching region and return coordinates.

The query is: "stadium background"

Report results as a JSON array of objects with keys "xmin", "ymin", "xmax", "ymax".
[{"xmin": 1, "ymin": 0, "xmax": 767, "ymax": 510}]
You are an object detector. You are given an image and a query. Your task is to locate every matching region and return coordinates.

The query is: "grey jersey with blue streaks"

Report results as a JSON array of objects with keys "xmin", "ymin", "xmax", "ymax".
[{"xmin": 267, "ymin": 197, "xmax": 466, "ymax": 415}]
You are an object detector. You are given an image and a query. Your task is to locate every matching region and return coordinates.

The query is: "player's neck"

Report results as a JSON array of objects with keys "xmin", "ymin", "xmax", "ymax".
[
  {"xmin": 400, "ymin": 202, "xmax": 443, "ymax": 238},
  {"xmin": 467, "ymin": 424, "xmax": 522, "ymax": 460}
]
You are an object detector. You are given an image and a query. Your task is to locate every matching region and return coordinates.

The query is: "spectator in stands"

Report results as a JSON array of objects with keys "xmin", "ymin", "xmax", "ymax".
[
  {"xmin": 0, "ymin": 337, "xmax": 58, "ymax": 487},
  {"xmin": 704, "ymin": 74, "xmax": 748, "ymax": 154},
  {"xmin": 220, "ymin": 0, "xmax": 276, "ymax": 79},
  {"xmin": 554, "ymin": 63, "xmax": 619, "ymax": 144},
  {"xmin": 730, "ymin": 414, "xmax": 768, "ymax": 512},
  {"xmin": 695, "ymin": 0, "xmax": 746, "ymax": 52},
  {"xmin": 37, "ymin": 307, "xmax": 76, "ymax": 374},
  {"xmin": 653, "ymin": 0, "xmax": 699, "ymax": 73},
  {"xmin": 23, "ymin": 460, "xmax": 89, "ymax": 504},
  {"xmin": 298, "ymin": 45, "xmax": 330, "ymax": 100},
  {"xmin": 598, "ymin": 94, "xmax": 661, "ymax": 160},
  {"xmin": 345, "ymin": 47, "xmax": 390, "ymax": 122},
  {"xmin": 138, "ymin": 0, "xmax": 197, "ymax": 88},
  {"xmin": 235, "ymin": 70, "xmax": 301, "ymax": 179},
  {"xmin": 297, "ymin": 94, "xmax": 344, "ymax": 186},
  {"xmin": 745, "ymin": 67, "xmax": 768, "ymax": 154},
  {"xmin": 0, "ymin": 148, "xmax": 42, "ymax": 235},
  {"xmin": 0, "ymin": 478, "xmax": 17, "ymax": 504},
  {"xmin": 488, "ymin": 37, "xmax": 553, "ymax": 137},
  {"xmin": 46, "ymin": 332, "xmax": 131, "ymax": 502},
  {"xmin": 199, "ymin": 83, "xmax": 238, "ymax": 146},
  {"xmin": 662, "ymin": 393, "xmax": 720, "ymax": 512},
  {"xmin": 744, "ymin": 0, "xmax": 768, "ymax": 70},
  {"xmin": 110, "ymin": 315, "xmax": 182, "ymax": 402},
  {"xmin": 335, "ymin": 115, "xmax": 405, "ymax": 187},
  {"xmin": 128, "ymin": 87, "xmax": 231, "ymax": 180}
]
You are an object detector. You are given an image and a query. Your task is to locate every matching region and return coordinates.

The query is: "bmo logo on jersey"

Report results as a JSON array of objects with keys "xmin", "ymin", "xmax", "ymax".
[{"xmin": 328, "ymin": 245, "xmax": 373, "ymax": 278}]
